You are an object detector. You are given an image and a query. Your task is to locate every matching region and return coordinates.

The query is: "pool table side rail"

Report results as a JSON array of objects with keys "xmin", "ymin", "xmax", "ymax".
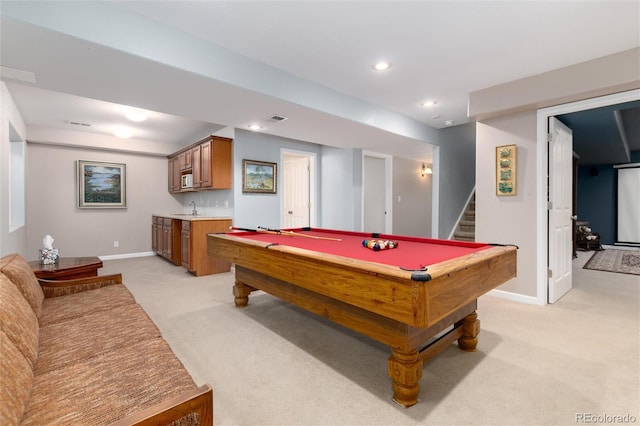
[
  {"xmin": 208, "ymin": 234, "xmax": 423, "ymax": 325},
  {"xmin": 424, "ymin": 245, "xmax": 517, "ymax": 325},
  {"xmin": 207, "ymin": 234, "xmax": 517, "ymax": 328}
]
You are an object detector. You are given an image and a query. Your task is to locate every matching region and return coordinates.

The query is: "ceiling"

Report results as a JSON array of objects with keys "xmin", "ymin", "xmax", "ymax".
[
  {"xmin": 1, "ymin": 1, "xmax": 639, "ymax": 163},
  {"xmin": 558, "ymin": 100, "xmax": 640, "ymax": 165}
]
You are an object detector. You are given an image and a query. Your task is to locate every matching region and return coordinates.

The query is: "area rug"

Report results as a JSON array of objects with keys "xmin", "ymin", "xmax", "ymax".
[{"xmin": 583, "ymin": 249, "xmax": 640, "ymax": 275}]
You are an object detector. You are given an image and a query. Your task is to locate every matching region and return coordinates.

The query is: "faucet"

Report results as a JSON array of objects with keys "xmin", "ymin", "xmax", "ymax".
[{"xmin": 189, "ymin": 201, "xmax": 198, "ymax": 216}]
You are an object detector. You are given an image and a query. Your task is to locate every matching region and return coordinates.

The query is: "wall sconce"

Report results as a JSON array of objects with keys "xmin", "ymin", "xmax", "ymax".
[{"xmin": 420, "ymin": 163, "xmax": 432, "ymax": 177}]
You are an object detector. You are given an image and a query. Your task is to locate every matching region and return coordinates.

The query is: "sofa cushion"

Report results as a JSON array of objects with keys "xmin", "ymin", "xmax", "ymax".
[
  {"xmin": 24, "ymin": 337, "xmax": 196, "ymax": 425},
  {"xmin": 0, "ymin": 273, "xmax": 39, "ymax": 367},
  {"xmin": 0, "ymin": 254, "xmax": 44, "ymax": 319},
  {"xmin": 0, "ymin": 330, "xmax": 35, "ymax": 426},
  {"xmin": 35, "ymin": 304, "xmax": 161, "ymax": 375},
  {"xmin": 40, "ymin": 283, "xmax": 135, "ymax": 326}
]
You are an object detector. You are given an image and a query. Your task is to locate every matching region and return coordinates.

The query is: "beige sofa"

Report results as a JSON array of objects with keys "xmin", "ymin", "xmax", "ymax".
[{"xmin": 0, "ymin": 253, "xmax": 213, "ymax": 425}]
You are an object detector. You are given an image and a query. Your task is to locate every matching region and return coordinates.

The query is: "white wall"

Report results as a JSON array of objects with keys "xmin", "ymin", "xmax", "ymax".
[
  {"xmin": 320, "ymin": 146, "xmax": 362, "ymax": 230},
  {"xmin": 472, "ymin": 49, "xmax": 640, "ymax": 303},
  {"xmin": 233, "ymin": 129, "xmax": 322, "ymax": 229},
  {"xmin": 476, "ymin": 111, "xmax": 538, "ymax": 297},
  {"xmin": 436, "ymin": 122, "xmax": 477, "ymax": 238},
  {"xmin": 25, "ymin": 141, "xmax": 183, "ymax": 259},
  {"xmin": 392, "ymin": 157, "xmax": 432, "ymax": 237},
  {"xmin": 0, "ymin": 82, "xmax": 28, "ymax": 257}
]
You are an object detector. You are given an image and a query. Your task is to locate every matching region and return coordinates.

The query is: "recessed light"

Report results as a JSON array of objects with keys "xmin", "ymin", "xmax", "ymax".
[
  {"xmin": 445, "ymin": 120, "xmax": 454, "ymax": 126},
  {"xmin": 372, "ymin": 61, "xmax": 391, "ymax": 71},
  {"xmin": 421, "ymin": 100, "xmax": 437, "ymax": 107},
  {"xmin": 114, "ymin": 127, "xmax": 133, "ymax": 138},
  {"xmin": 125, "ymin": 109, "xmax": 148, "ymax": 122},
  {"xmin": 247, "ymin": 124, "xmax": 262, "ymax": 131}
]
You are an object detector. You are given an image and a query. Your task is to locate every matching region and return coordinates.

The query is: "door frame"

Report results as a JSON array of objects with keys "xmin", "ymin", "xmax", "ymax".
[
  {"xmin": 280, "ymin": 149, "xmax": 317, "ymax": 228},
  {"xmin": 536, "ymin": 89, "xmax": 640, "ymax": 304}
]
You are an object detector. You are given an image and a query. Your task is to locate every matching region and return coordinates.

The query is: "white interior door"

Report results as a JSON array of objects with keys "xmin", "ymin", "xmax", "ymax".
[
  {"xmin": 548, "ymin": 117, "xmax": 573, "ymax": 303},
  {"xmin": 282, "ymin": 153, "xmax": 310, "ymax": 228},
  {"xmin": 363, "ymin": 155, "xmax": 387, "ymax": 233}
]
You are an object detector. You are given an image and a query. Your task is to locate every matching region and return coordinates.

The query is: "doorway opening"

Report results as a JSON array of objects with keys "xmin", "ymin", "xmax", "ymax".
[
  {"xmin": 362, "ymin": 151, "xmax": 392, "ymax": 233},
  {"xmin": 537, "ymin": 89, "xmax": 640, "ymax": 304},
  {"xmin": 281, "ymin": 149, "xmax": 317, "ymax": 228}
]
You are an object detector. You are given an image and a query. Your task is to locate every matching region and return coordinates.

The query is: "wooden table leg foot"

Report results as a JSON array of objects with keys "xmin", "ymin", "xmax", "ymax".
[
  {"xmin": 387, "ymin": 349, "xmax": 422, "ymax": 407},
  {"xmin": 233, "ymin": 281, "xmax": 252, "ymax": 308},
  {"xmin": 457, "ymin": 311, "xmax": 480, "ymax": 352}
]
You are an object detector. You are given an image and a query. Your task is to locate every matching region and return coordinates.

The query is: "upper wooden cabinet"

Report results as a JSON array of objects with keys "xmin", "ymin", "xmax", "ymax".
[
  {"xmin": 168, "ymin": 157, "xmax": 181, "ymax": 193},
  {"xmin": 168, "ymin": 135, "xmax": 232, "ymax": 193}
]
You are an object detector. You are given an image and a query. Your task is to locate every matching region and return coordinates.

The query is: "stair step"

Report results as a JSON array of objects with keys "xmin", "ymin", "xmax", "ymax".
[{"xmin": 454, "ymin": 231, "xmax": 475, "ymax": 240}]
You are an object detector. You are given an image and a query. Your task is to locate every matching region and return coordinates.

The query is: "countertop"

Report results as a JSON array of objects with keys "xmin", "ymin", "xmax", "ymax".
[{"xmin": 153, "ymin": 213, "xmax": 232, "ymax": 222}]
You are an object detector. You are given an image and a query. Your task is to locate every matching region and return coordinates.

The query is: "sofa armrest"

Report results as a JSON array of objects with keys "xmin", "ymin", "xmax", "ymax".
[
  {"xmin": 109, "ymin": 384, "xmax": 213, "ymax": 426},
  {"xmin": 38, "ymin": 273, "xmax": 124, "ymax": 298}
]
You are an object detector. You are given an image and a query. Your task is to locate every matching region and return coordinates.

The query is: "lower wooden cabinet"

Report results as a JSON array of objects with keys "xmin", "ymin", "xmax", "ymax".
[
  {"xmin": 153, "ymin": 216, "xmax": 231, "ymax": 276},
  {"xmin": 152, "ymin": 216, "xmax": 181, "ymax": 265},
  {"xmin": 181, "ymin": 221, "xmax": 190, "ymax": 268},
  {"xmin": 182, "ymin": 218, "xmax": 231, "ymax": 276}
]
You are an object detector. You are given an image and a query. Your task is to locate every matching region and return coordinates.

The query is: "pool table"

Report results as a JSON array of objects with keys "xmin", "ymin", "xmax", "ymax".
[{"xmin": 207, "ymin": 227, "xmax": 517, "ymax": 407}]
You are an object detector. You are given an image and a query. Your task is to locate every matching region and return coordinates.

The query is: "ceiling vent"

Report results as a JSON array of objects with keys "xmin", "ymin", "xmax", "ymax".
[
  {"xmin": 65, "ymin": 120, "xmax": 91, "ymax": 127},
  {"xmin": 267, "ymin": 115, "xmax": 288, "ymax": 123}
]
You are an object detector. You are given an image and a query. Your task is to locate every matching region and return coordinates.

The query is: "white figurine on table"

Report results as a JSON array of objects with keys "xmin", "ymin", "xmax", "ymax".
[{"xmin": 40, "ymin": 234, "xmax": 60, "ymax": 264}]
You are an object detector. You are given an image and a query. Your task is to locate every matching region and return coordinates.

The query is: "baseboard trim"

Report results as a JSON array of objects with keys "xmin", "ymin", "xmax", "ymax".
[
  {"xmin": 99, "ymin": 251, "xmax": 155, "ymax": 261},
  {"xmin": 487, "ymin": 288, "xmax": 542, "ymax": 305},
  {"xmin": 611, "ymin": 243, "xmax": 640, "ymax": 250}
]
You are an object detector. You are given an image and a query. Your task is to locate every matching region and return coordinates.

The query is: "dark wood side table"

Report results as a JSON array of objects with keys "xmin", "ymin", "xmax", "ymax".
[{"xmin": 27, "ymin": 256, "xmax": 103, "ymax": 280}]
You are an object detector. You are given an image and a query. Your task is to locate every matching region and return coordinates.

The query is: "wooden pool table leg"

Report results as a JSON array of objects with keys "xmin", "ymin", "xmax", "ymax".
[
  {"xmin": 233, "ymin": 281, "xmax": 253, "ymax": 307},
  {"xmin": 457, "ymin": 311, "xmax": 480, "ymax": 351},
  {"xmin": 387, "ymin": 348, "xmax": 423, "ymax": 407}
]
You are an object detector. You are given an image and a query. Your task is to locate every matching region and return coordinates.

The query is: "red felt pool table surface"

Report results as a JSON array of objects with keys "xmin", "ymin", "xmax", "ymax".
[{"xmin": 228, "ymin": 228, "xmax": 490, "ymax": 271}]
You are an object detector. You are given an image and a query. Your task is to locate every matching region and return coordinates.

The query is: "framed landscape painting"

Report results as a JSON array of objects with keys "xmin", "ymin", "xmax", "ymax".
[
  {"xmin": 77, "ymin": 160, "xmax": 127, "ymax": 208},
  {"xmin": 242, "ymin": 159, "xmax": 277, "ymax": 194}
]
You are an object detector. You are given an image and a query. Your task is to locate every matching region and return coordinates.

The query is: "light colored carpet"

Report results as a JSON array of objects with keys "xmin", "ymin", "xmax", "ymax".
[
  {"xmin": 584, "ymin": 249, "xmax": 640, "ymax": 275},
  {"xmin": 100, "ymin": 251, "xmax": 640, "ymax": 425}
]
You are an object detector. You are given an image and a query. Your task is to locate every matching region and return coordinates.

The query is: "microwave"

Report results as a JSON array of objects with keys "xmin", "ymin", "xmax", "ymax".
[{"xmin": 181, "ymin": 173, "xmax": 193, "ymax": 189}]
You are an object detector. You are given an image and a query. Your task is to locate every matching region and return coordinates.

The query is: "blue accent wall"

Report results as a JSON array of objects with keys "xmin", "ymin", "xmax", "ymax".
[{"xmin": 577, "ymin": 151, "xmax": 640, "ymax": 244}]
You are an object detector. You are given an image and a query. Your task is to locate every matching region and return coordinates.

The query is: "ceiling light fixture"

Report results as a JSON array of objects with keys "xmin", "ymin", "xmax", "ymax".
[
  {"xmin": 247, "ymin": 124, "xmax": 262, "ymax": 131},
  {"xmin": 372, "ymin": 61, "xmax": 391, "ymax": 71},
  {"xmin": 113, "ymin": 127, "xmax": 133, "ymax": 139},
  {"xmin": 421, "ymin": 100, "xmax": 437, "ymax": 107},
  {"xmin": 445, "ymin": 120, "xmax": 454, "ymax": 126},
  {"xmin": 125, "ymin": 109, "xmax": 148, "ymax": 122}
]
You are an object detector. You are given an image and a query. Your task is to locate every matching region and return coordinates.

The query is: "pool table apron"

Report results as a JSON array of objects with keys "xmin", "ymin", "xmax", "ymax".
[{"xmin": 207, "ymin": 234, "xmax": 517, "ymax": 407}]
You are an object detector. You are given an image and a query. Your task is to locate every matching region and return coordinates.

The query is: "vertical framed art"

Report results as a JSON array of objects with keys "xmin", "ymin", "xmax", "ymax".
[
  {"xmin": 496, "ymin": 144, "xmax": 517, "ymax": 196},
  {"xmin": 77, "ymin": 160, "xmax": 127, "ymax": 208}
]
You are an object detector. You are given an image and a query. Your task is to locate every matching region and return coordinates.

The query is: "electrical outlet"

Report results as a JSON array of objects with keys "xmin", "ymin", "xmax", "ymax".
[{"xmin": 114, "ymin": 241, "xmax": 119, "ymax": 248}]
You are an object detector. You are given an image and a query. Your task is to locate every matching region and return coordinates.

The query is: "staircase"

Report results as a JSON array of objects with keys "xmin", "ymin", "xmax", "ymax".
[{"xmin": 453, "ymin": 194, "xmax": 475, "ymax": 242}]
